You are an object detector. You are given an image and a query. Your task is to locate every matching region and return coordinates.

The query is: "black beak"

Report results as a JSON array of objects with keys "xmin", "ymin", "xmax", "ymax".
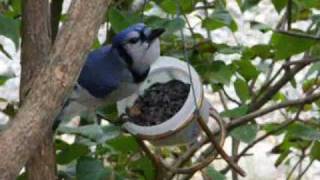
[{"xmin": 147, "ymin": 28, "xmax": 165, "ymax": 42}]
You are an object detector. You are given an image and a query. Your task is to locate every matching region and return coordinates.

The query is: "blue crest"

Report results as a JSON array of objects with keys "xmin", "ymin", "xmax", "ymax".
[{"xmin": 112, "ymin": 23, "xmax": 146, "ymax": 46}]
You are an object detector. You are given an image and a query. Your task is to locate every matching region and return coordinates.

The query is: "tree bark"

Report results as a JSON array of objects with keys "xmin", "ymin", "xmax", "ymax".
[
  {"xmin": 26, "ymin": 129, "xmax": 57, "ymax": 180},
  {"xmin": 20, "ymin": 0, "xmax": 51, "ymax": 100},
  {"xmin": 20, "ymin": 0, "xmax": 58, "ymax": 179},
  {"xmin": 0, "ymin": 0, "xmax": 111, "ymax": 179}
]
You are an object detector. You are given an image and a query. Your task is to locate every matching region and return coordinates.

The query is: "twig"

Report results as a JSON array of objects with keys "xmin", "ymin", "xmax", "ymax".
[
  {"xmin": 238, "ymin": 103, "xmax": 303, "ymax": 160},
  {"xmin": 196, "ymin": 117, "xmax": 246, "ymax": 176},
  {"xmin": 163, "ymin": 107, "xmax": 226, "ymax": 178},
  {"xmin": 194, "ymin": 4, "xmax": 215, "ymax": 10},
  {"xmin": 276, "ymin": 11, "xmax": 288, "ymax": 30},
  {"xmin": 228, "ymin": 92, "xmax": 320, "ymax": 129},
  {"xmin": 297, "ymin": 159, "xmax": 314, "ymax": 180},
  {"xmin": 286, "ymin": 0, "xmax": 292, "ymax": 30},
  {"xmin": 221, "ymin": 104, "xmax": 304, "ymax": 175},
  {"xmin": 283, "ymin": 58, "xmax": 319, "ymax": 67},
  {"xmin": 252, "ymin": 17, "xmax": 318, "ymax": 109},
  {"xmin": 275, "ymin": 30, "xmax": 320, "ymax": 40},
  {"xmin": 165, "ymin": 138, "xmax": 209, "ymax": 179},
  {"xmin": 201, "ymin": 169, "xmax": 211, "ymax": 180},
  {"xmin": 134, "ymin": 137, "xmax": 164, "ymax": 180},
  {"xmin": 182, "ymin": 14, "xmax": 196, "ymax": 37},
  {"xmin": 231, "ymin": 138, "xmax": 240, "ymax": 180},
  {"xmin": 163, "ymin": 108, "xmax": 225, "ymax": 179},
  {"xmin": 218, "ymin": 90, "xmax": 229, "ymax": 110},
  {"xmin": 249, "ymin": 77, "xmax": 257, "ymax": 97},
  {"xmin": 252, "ymin": 63, "xmax": 283, "ymax": 103},
  {"xmin": 286, "ymin": 153, "xmax": 305, "ymax": 180},
  {"xmin": 250, "ymin": 61, "xmax": 311, "ymax": 111},
  {"xmin": 222, "ymin": 87, "xmax": 241, "ymax": 106}
]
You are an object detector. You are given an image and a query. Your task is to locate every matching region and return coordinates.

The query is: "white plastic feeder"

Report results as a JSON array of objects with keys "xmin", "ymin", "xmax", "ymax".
[{"xmin": 117, "ymin": 56, "xmax": 211, "ymax": 146}]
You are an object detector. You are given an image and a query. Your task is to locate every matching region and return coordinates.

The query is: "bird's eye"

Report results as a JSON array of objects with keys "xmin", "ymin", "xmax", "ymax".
[{"xmin": 128, "ymin": 37, "xmax": 139, "ymax": 44}]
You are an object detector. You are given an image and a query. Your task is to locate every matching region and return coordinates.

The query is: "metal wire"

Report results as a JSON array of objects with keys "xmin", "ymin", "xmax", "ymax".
[
  {"xmin": 140, "ymin": 0, "xmax": 147, "ymax": 21},
  {"xmin": 175, "ymin": 1, "xmax": 200, "ymax": 115}
]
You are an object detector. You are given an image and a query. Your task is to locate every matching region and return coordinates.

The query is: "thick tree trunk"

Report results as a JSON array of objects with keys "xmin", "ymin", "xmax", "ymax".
[
  {"xmin": 0, "ymin": 0, "xmax": 111, "ymax": 179},
  {"xmin": 20, "ymin": 0, "xmax": 58, "ymax": 179},
  {"xmin": 21, "ymin": 0, "xmax": 65, "ymax": 179},
  {"xmin": 26, "ymin": 130, "xmax": 57, "ymax": 180},
  {"xmin": 20, "ymin": 0, "xmax": 51, "ymax": 100}
]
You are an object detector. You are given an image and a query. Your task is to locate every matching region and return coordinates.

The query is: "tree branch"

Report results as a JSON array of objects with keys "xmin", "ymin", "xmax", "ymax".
[
  {"xmin": 250, "ymin": 60, "xmax": 311, "ymax": 111},
  {"xmin": 275, "ymin": 30, "xmax": 320, "ymax": 40},
  {"xmin": 287, "ymin": 152, "xmax": 306, "ymax": 180},
  {"xmin": 196, "ymin": 117, "xmax": 246, "ymax": 177},
  {"xmin": 20, "ymin": 0, "xmax": 51, "ymax": 101},
  {"xmin": 0, "ymin": 0, "xmax": 111, "ymax": 178},
  {"xmin": 229, "ymin": 92, "xmax": 320, "ymax": 129},
  {"xmin": 297, "ymin": 159, "xmax": 314, "ymax": 180},
  {"xmin": 20, "ymin": 0, "xmax": 57, "ymax": 178},
  {"xmin": 286, "ymin": 0, "xmax": 292, "ymax": 30}
]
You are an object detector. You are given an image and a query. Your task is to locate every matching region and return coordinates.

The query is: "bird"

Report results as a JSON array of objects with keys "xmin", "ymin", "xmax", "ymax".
[{"xmin": 54, "ymin": 23, "xmax": 165, "ymax": 129}]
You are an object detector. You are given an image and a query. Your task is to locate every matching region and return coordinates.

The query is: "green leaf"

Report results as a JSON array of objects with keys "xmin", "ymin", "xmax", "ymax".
[
  {"xmin": 262, "ymin": 123, "xmax": 286, "ymax": 135},
  {"xmin": 310, "ymin": 43, "xmax": 320, "ymax": 59},
  {"xmin": 58, "ymin": 124, "xmax": 120, "ymax": 144},
  {"xmin": 206, "ymin": 166, "xmax": 226, "ymax": 180},
  {"xmin": 234, "ymin": 60, "xmax": 259, "ymax": 81},
  {"xmin": 2, "ymin": 103, "xmax": 16, "ymax": 117},
  {"xmin": 56, "ymin": 143, "xmax": 90, "ymax": 165},
  {"xmin": 243, "ymin": 44, "xmax": 273, "ymax": 59},
  {"xmin": 234, "ymin": 78, "xmax": 250, "ymax": 102},
  {"xmin": 76, "ymin": 157, "xmax": 111, "ymax": 180},
  {"xmin": 221, "ymin": 105, "xmax": 248, "ymax": 118},
  {"xmin": 164, "ymin": 17, "xmax": 185, "ymax": 34},
  {"xmin": 299, "ymin": 0, "xmax": 320, "ymax": 8},
  {"xmin": 310, "ymin": 141, "xmax": 320, "ymax": 160},
  {"xmin": 159, "ymin": 0, "xmax": 193, "ymax": 14},
  {"xmin": 271, "ymin": 31, "xmax": 318, "ymax": 60},
  {"xmin": 108, "ymin": 8, "xmax": 140, "ymax": 33},
  {"xmin": 230, "ymin": 124, "xmax": 258, "ymax": 143},
  {"xmin": 106, "ymin": 135, "xmax": 139, "ymax": 154},
  {"xmin": 197, "ymin": 61, "xmax": 234, "ymax": 85},
  {"xmin": 130, "ymin": 156, "xmax": 155, "ymax": 180},
  {"xmin": 96, "ymin": 103, "xmax": 118, "ymax": 123},
  {"xmin": 271, "ymin": 0, "xmax": 288, "ymax": 12},
  {"xmin": 240, "ymin": 0, "xmax": 261, "ymax": 11},
  {"xmin": 216, "ymin": 44, "xmax": 243, "ymax": 54},
  {"xmin": 275, "ymin": 150, "xmax": 290, "ymax": 166},
  {"xmin": 159, "ymin": 0, "xmax": 176, "ymax": 14},
  {"xmin": 287, "ymin": 123, "xmax": 320, "ymax": 141},
  {"xmin": 16, "ymin": 172, "xmax": 27, "ymax": 180},
  {"xmin": 0, "ymin": 14, "xmax": 20, "ymax": 48},
  {"xmin": 202, "ymin": 9, "xmax": 237, "ymax": 32},
  {"xmin": 0, "ymin": 75, "xmax": 10, "ymax": 86},
  {"xmin": 145, "ymin": 16, "xmax": 185, "ymax": 34}
]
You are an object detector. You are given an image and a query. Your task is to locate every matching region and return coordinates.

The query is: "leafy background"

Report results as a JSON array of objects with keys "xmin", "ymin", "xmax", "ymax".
[{"xmin": 1, "ymin": 0, "xmax": 320, "ymax": 179}]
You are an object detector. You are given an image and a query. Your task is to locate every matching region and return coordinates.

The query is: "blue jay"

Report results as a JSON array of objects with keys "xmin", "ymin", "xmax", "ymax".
[{"xmin": 55, "ymin": 23, "xmax": 165, "ymax": 127}]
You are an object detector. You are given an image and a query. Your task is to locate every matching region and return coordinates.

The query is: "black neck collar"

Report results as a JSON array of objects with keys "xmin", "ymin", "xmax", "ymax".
[
  {"xmin": 130, "ymin": 67, "xmax": 150, "ymax": 83},
  {"xmin": 114, "ymin": 45, "xmax": 149, "ymax": 83}
]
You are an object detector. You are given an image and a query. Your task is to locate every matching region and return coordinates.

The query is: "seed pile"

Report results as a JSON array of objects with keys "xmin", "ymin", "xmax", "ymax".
[{"xmin": 126, "ymin": 80, "xmax": 190, "ymax": 126}]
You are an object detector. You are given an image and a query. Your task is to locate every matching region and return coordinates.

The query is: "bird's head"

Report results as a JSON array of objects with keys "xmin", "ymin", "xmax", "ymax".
[{"xmin": 112, "ymin": 23, "xmax": 165, "ymax": 82}]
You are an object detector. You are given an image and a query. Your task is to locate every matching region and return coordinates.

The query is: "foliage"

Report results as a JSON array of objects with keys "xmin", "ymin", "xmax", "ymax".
[{"xmin": 1, "ymin": 0, "xmax": 320, "ymax": 179}]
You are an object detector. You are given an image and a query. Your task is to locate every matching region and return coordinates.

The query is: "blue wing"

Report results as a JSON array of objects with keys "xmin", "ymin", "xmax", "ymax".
[{"xmin": 78, "ymin": 46, "xmax": 124, "ymax": 98}]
